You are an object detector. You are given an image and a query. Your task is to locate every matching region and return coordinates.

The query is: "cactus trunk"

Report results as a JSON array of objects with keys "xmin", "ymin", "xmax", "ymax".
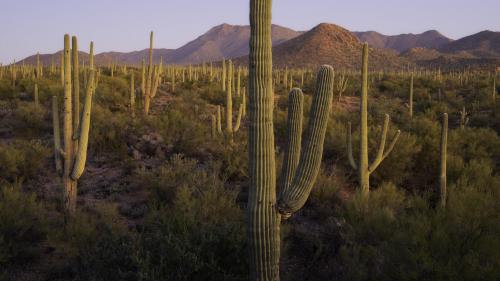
[{"xmin": 439, "ymin": 113, "xmax": 448, "ymax": 208}]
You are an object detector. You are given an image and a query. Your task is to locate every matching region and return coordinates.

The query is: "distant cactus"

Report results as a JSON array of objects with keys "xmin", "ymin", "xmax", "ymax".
[
  {"xmin": 460, "ymin": 106, "xmax": 469, "ymax": 129},
  {"xmin": 347, "ymin": 43, "xmax": 400, "ymax": 197},
  {"xmin": 337, "ymin": 73, "xmax": 348, "ymax": 101},
  {"xmin": 143, "ymin": 31, "xmax": 160, "ymax": 115},
  {"xmin": 409, "ymin": 74, "xmax": 414, "ymax": 118},
  {"xmin": 34, "ymin": 83, "xmax": 39, "ymax": 107},
  {"xmin": 222, "ymin": 58, "xmax": 226, "ymax": 91},
  {"xmin": 439, "ymin": 113, "xmax": 448, "ymax": 208},
  {"xmin": 130, "ymin": 73, "xmax": 135, "ymax": 117},
  {"xmin": 53, "ymin": 35, "xmax": 95, "ymax": 218}
]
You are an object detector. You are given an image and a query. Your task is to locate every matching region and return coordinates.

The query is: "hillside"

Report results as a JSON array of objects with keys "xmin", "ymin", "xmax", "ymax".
[
  {"xmin": 268, "ymin": 23, "xmax": 409, "ymax": 69},
  {"xmin": 354, "ymin": 30, "xmax": 452, "ymax": 53},
  {"xmin": 439, "ymin": 30, "xmax": 500, "ymax": 58}
]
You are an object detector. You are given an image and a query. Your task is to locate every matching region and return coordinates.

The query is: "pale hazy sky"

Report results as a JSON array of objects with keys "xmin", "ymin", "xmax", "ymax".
[{"xmin": 1, "ymin": 0, "xmax": 499, "ymax": 64}]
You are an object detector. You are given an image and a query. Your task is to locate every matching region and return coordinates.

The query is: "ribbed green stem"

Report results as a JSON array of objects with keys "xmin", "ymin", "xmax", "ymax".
[
  {"xmin": 34, "ymin": 83, "xmax": 39, "ymax": 107},
  {"xmin": 278, "ymin": 88, "xmax": 303, "ymax": 199},
  {"xmin": 130, "ymin": 73, "xmax": 135, "ymax": 117},
  {"xmin": 359, "ymin": 43, "xmax": 369, "ymax": 196},
  {"xmin": 248, "ymin": 0, "xmax": 279, "ymax": 279},
  {"xmin": 277, "ymin": 66, "xmax": 334, "ymax": 216},
  {"xmin": 72, "ymin": 36, "xmax": 80, "ymax": 152},
  {"xmin": 63, "ymin": 34, "xmax": 76, "ymax": 216}
]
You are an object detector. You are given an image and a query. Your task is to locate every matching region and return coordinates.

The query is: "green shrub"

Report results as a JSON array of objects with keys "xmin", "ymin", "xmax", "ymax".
[{"xmin": 0, "ymin": 184, "xmax": 48, "ymax": 268}]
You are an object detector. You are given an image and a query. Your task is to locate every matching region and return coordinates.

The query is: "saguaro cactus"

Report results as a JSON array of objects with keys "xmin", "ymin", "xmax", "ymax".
[
  {"xmin": 409, "ymin": 73, "xmax": 414, "ymax": 118},
  {"xmin": 143, "ymin": 31, "xmax": 161, "ymax": 115},
  {"xmin": 460, "ymin": 106, "xmax": 469, "ymax": 129},
  {"xmin": 337, "ymin": 73, "xmax": 348, "ymax": 101},
  {"xmin": 439, "ymin": 113, "xmax": 448, "ymax": 208},
  {"xmin": 248, "ymin": 1, "xmax": 334, "ymax": 279},
  {"xmin": 34, "ymin": 83, "xmax": 39, "ymax": 107},
  {"xmin": 130, "ymin": 73, "xmax": 135, "ymax": 117},
  {"xmin": 53, "ymin": 35, "xmax": 95, "ymax": 217},
  {"xmin": 346, "ymin": 43, "xmax": 400, "ymax": 197}
]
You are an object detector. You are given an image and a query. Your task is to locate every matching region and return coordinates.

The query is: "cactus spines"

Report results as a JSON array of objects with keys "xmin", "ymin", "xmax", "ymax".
[
  {"xmin": 248, "ymin": 1, "xmax": 334, "ymax": 279},
  {"xmin": 347, "ymin": 43, "xmax": 400, "ymax": 197},
  {"xmin": 439, "ymin": 113, "xmax": 448, "ymax": 208}
]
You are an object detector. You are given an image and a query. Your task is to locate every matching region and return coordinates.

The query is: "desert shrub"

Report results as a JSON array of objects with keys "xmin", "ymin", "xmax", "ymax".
[
  {"xmin": 0, "ymin": 184, "xmax": 48, "ymax": 268},
  {"xmin": 0, "ymin": 140, "xmax": 50, "ymax": 182},
  {"xmin": 136, "ymin": 174, "xmax": 247, "ymax": 281},
  {"xmin": 50, "ymin": 205, "xmax": 138, "ymax": 281},
  {"xmin": 89, "ymin": 105, "xmax": 131, "ymax": 158},
  {"xmin": 13, "ymin": 102, "xmax": 49, "ymax": 137}
]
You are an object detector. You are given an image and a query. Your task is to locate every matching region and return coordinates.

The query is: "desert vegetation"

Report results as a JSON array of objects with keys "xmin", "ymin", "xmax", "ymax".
[{"xmin": 0, "ymin": 0, "xmax": 499, "ymax": 280}]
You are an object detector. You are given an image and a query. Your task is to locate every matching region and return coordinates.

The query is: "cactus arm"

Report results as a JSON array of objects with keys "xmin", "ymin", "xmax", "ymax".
[
  {"xmin": 52, "ymin": 96, "xmax": 62, "ymax": 174},
  {"xmin": 347, "ymin": 121, "xmax": 358, "ymax": 170},
  {"xmin": 71, "ymin": 69, "xmax": 94, "ymax": 180},
  {"xmin": 234, "ymin": 106, "xmax": 243, "ymax": 132},
  {"xmin": 72, "ymin": 36, "xmax": 80, "ymax": 146},
  {"xmin": 278, "ymin": 88, "xmax": 303, "ymax": 198},
  {"xmin": 368, "ymin": 114, "xmax": 389, "ymax": 172},
  {"xmin": 277, "ymin": 65, "xmax": 334, "ymax": 217},
  {"xmin": 382, "ymin": 130, "xmax": 401, "ymax": 159}
]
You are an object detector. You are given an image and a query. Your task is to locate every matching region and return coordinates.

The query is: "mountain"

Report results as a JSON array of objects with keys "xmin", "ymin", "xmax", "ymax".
[
  {"xmin": 354, "ymin": 30, "xmax": 452, "ymax": 53},
  {"xmin": 266, "ymin": 23, "xmax": 409, "ymax": 69},
  {"xmin": 439, "ymin": 30, "xmax": 500, "ymax": 58},
  {"xmin": 17, "ymin": 24, "xmax": 301, "ymax": 66},
  {"xmin": 168, "ymin": 23, "xmax": 301, "ymax": 64}
]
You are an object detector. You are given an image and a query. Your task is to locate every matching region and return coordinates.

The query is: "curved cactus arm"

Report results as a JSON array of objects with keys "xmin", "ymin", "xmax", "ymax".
[
  {"xmin": 71, "ymin": 69, "xmax": 94, "ymax": 180},
  {"xmin": 278, "ymin": 88, "xmax": 303, "ymax": 199},
  {"xmin": 382, "ymin": 130, "xmax": 401, "ymax": 159},
  {"xmin": 277, "ymin": 65, "xmax": 334, "ymax": 217},
  {"xmin": 347, "ymin": 121, "xmax": 358, "ymax": 170},
  {"xmin": 234, "ymin": 106, "xmax": 243, "ymax": 132},
  {"xmin": 368, "ymin": 114, "xmax": 390, "ymax": 172}
]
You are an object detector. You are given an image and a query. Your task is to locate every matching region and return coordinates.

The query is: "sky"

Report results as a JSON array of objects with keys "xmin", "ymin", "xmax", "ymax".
[{"xmin": 0, "ymin": 0, "xmax": 499, "ymax": 64}]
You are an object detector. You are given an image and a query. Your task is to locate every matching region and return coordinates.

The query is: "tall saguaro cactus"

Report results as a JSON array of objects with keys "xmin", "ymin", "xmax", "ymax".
[
  {"xmin": 439, "ymin": 113, "xmax": 448, "ymax": 208},
  {"xmin": 53, "ymin": 35, "xmax": 95, "ymax": 217},
  {"xmin": 143, "ymin": 31, "xmax": 161, "ymax": 115},
  {"xmin": 346, "ymin": 43, "xmax": 400, "ymax": 197},
  {"xmin": 409, "ymin": 73, "xmax": 414, "ymax": 118},
  {"xmin": 248, "ymin": 1, "xmax": 334, "ymax": 279}
]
